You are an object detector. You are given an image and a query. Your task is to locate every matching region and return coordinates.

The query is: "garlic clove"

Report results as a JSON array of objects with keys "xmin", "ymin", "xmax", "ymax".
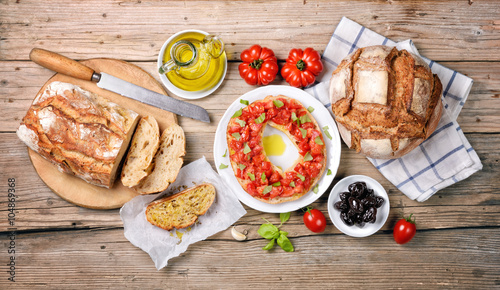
[{"xmin": 231, "ymin": 226, "xmax": 247, "ymax": 241}]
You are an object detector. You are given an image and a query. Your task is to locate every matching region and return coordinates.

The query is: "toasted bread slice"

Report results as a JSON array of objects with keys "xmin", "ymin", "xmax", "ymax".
[
  {"xmin": 134, "ymin": 123, "xmax": 185, "ymax": 194},
  {"xmin": 121, "ymin": 116, "xmax": 160, "ymax": 187},
  {"xmin": 145, "ymin": 184, "xmax": 216, "ymax": 230}
]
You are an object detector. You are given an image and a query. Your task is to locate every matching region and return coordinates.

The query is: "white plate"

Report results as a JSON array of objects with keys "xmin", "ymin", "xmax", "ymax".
[
  {"xmin": 213, "ymin": 85, "xmax": 341, "ymax": 213},
  {"xmin": 327, "ymin": 175, "xmax": 390, "ymax": 237},
  {"xmin": 157, "ymin": 29, "xmax": 227, "ymax": 99}
]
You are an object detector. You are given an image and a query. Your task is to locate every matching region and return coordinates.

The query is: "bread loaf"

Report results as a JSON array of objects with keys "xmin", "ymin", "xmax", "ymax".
[
  {"xmin": 121, "ymin": 116, "xmax": 160, "ymax": 187},
  {"xmin": 17, "ymin": 81, "xmax": 140, "ymax": 188},
  {"xmin": 134, "ymin": 123, "xmax": 185, "ymax": 194},
  {"xmin": 329, "ymin": 45, "xmax": 443, "ymax": 159},
  {"xmin": 145, "ymin": 183, "xmax": 216, "ymax": 230}
]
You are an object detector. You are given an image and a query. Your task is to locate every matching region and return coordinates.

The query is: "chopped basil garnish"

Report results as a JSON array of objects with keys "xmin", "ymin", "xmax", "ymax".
[
  {"xmin": 255, "ymin": 113, "xmax": 266, "ymax": 124},
  {"xmin": 261, "ymin": 172, "xmax": 266, "ymax": 182},
  {"xmin": 314, "ymin": 136, "xmax": 324, "ymax": 145},
  {"xmin": 219, "ymin": 163, "xmax": 228, "ymax": 169},
  {"xmin": 327, "ymin": 169, "xmax": 332, "ymax": 175},
  {"xmin": 247, "ymin": 172, "xmax": 255, "ymax": 181},
  {"xmin": 263, "ymin": 185, "xmax": 273, "ymax": 194},
  {"xmin": 290, "ymin": 181, "xmax": 295, "ymax": 188},
  {"xmin": 300, "ymin": 114, "xmax": 311, "ymax": 124},
  {"xmin": 272, "ymin": 182, "xmax": 281, "ymax": 187},
  {"xmin": 232, "ymin": 108, "xmax": 243, "ymax": 118},
  {"xmin": 232, "ymin": 132, "xmax": 241, "ymax": 141},
  {"xmin": 299, "ymin": 128, "xmax": 307, "ymax": 139},
  {"xmin": 307, "ymin": 106, "xmax": 315, "ymax": 113},
  {"xmin": 273, "ymin": 100, "xmax": 284, "ymax": 108},
  {"xmin": 313, "ymin": 184, "xmax": 319, "ymax": 194},
  {"xmin": 291, "ymin": 112, "xmax": 298, "ymax": 121},
  {"xmin": 239, "ymin": 164, "xmax": 246, "ymax": 170},
  {"xmin": 322, "ymin": 126, "xmax": 332, "ymax": 140},
  {"xmin": 240, "ymin": 99, "xmax": 249, "ymax": 105},
  {"xmin": 235, "ymin": 119, "xmax": 246, "ymax": 127},
  {"xmin": 243, "ymin": 143, "xmax": 251, "ymax": 154},
  {"xmin": 297, "ymin": 173, "xmax": 305, "ymax": 182},
  {"xmin": 222, "ymin": 149, "xmax": 227, "ymax": 157},
  {"xmin": 304, "ymin": 152, "xmax": 313, "ymax": 162}
]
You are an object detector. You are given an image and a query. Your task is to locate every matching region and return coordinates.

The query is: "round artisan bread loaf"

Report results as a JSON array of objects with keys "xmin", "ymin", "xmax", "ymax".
[{"xmin": 329, "ymin": 45, "xmax": 443, "ymax": 159}]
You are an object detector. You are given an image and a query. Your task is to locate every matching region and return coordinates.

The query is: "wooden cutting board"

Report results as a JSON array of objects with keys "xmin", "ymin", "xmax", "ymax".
[{"xmin": 28, "ymin": 58, "xmax": 177, "ymax": 209}]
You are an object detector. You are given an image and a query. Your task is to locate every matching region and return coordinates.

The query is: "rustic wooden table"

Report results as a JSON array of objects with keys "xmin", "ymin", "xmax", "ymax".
[{"xmin": 1, "ymin": 0, "xmax": 499, "ymax": 288}]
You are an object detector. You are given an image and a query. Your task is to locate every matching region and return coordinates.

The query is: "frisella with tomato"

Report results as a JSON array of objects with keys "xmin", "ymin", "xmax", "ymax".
[
  {"xmin": 393, "ymin": 214, "xmax": 417, "ymax": 244},
  {"xmin": 281, "ymin": 47, "xmax": 323, "ymax": 88},
  {"xmin": 238, "ymin": 45, "xmax": 279, "ymax": 86}
]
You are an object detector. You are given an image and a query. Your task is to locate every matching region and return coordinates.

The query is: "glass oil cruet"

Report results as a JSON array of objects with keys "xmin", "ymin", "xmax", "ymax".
[{"xmin": 159, "ymin": 35, "xmax": 224, "ymax": 82}]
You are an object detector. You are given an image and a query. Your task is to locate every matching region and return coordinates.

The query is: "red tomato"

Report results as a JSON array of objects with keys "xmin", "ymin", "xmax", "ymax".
[
  {"xmin": 303, "ymin": 208, "xmax": 327, "ymax": 233},
  {"xmin": 239, "ymin": 45, "xmax": 279, "ymax": 86},
  {"xmin": 393, "ymin": 214, "xmax": 417, "ymax": 244},
  {"xmin": 281, "ymin": 47, "xmax": 323, "ymax": 88}
]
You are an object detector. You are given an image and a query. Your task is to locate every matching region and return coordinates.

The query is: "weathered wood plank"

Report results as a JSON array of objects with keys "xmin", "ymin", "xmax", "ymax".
[
  {"xmin": 1, "ymin": 132, "xmax": 498, "ymax": 232},
  {"xmin": 1, "ymin": 61, "xmax": 499, "ymax": 133},
  {"xmin": 1, "ymin": 0, "xmax": 499, "ymax": 62},
  {"xmin": 0, "ymin": 227, "xmax": 498, "ymax": 288}
]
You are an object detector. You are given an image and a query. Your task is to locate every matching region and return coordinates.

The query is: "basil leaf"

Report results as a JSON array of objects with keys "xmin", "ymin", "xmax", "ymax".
[
  {"xmin": 258, "ymin": 223, "xmax": 279, "ymax": 240},
  {"xmin": 243, "ymin": 143, "xmax": 251, "ymax": 154},
  {"xmin": 232, "ymin": 132, "xmax": 241, "ymax": 141},
  {"xmin": 235, "ymin": 119, "xmax": 246, "ymax": 127},
  {"xmin": 297, "ymin": 173, "xmax": 305, "ymax": 182},
  {"xmin": 263, "ymin": 185, "xmax": 273, "ymax": 195},
  {"xmin": 300, "ymin": 114, "xmax": 311, "ymax": 124},
  {"xmin": 261, "ymin": 172, "xmax": 266, "ymax": 182},
  {"xmin": 323, "ymin": 126, "xmax": 332, "ymax": 140},
  {"xmin": 315, "ymin": 136, "xmax": 324, "ymax": 145},
  {"xmin": 304, "ymin": 152, "xmax": 313, "ymax": 162},
  {"xmin": 279, "ymin": 230, "xmax": 288, "ymax": 237},
  {"xmin": 240, "ymin": 99, "xmax": 249, "ymax": 106},
  {"xmin": 299, "ymin": 128, "xmax": 307, "ymax": 139},
  {"xmin": 219, "ymin": 163, "xmax": 228, "ymax": 169},
  {"xmin": 289, "ymin": 181, "xmax": 295, "ymax": 188},
  {"xmin": 232, "ymin": 108, "xmax": 243, "ymax": 118},
  {"xmin": 291, "ymin": 112, "xmax": 298, "ymax": 121},
  {"xmin": 280, "ymin": 212, "xmax": 290, "ymax": 224},
  {"xmin": 277, "ymin": 234, "xmax": 294, "ymax": 252},
  {"xmin": 313, "ymin": 184, "xmax": 319, "ymax": 194},
  {"xmin": 307, "ymin": 106, "xmax": 314, "ymax": 113},
  {"xmin": 327, "ymin": 169, "xmax": 332, "ymax": 176},
  {"xmin": 247, "ymin": 172, "xmax": 255, "ymax": 181},
  {"xmin": 255, "ymin": 113, "xmax": 266, "ymax": 124},
  {"xmin": 238, "ymin": 164, "xmax": 246, "ymax": 170},
  {"xmin": 262, "ymin": 238, "xmax": 275, "ymax": 250},
  {"xmin": 272, "ymin": 182, "xmax": 281, "ymax": 187},
  {"xmin": 273, "ymin": 99, "xmax": 284, "ymax": 108},
  {"xmin": 222, "ymin": 149, "xmax": 227, "ymax": 157}
]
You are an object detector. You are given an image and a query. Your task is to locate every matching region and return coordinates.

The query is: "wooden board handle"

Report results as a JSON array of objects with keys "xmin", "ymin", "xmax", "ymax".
[{"xmin": 29, "ymin": 48, "xmax": 96, "ymax": 81}]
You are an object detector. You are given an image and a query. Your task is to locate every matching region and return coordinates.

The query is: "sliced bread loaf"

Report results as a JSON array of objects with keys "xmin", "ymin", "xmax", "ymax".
[
  {"xmin": 134, "ymin": 123, "xmax": 185, "ymax": 194},
  {"xmin": 145, "ymin": 183, "xmax": 216, "ymax": 230},
  {"xmin": 121, "ymin": 116, "xmax": 160, "ymax": 187}
]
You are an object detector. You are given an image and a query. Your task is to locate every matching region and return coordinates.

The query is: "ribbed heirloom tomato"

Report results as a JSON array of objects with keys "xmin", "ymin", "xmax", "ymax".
[
  {"xmin": 238, "ymin": 45, "xmax": 279, "ymax": 86},
  {"xmin": 281, "ymin": 47, "xmax": 323, "ymax": 88}
]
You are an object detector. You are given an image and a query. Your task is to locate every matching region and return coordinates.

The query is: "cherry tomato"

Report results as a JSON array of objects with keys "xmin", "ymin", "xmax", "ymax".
[
  {"xmin": 393, "ymin": 214, "xmax": 417, "ymax": 244},
  {"xmin": 303, "ymin": 207, "xmax": 327, "ymax": 233},
  {"xmin": 238, "ymin": 45, "xmax": 279, "ymax": 86}
]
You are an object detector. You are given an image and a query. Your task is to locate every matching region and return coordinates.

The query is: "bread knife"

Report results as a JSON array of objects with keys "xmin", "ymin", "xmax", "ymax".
[{"xmin": 29, "ymin": 48, "xmax": 210, "ymax": 123}]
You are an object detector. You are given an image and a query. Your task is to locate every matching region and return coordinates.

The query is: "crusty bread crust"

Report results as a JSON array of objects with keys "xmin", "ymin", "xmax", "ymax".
[
  {"xmin": 227, "ymin": 95, "xmax": 327, "ymax": 204},
  {"xmin": 145, "ymin": 183, "xmax": 216, "ymax": 231},
  {"xmin": 16, "ymin": 81, "xmax": 139, "ymax": 188},
  {"xmin": 329, "ymin": 45, "xmax": 443, "ymax": 159}
]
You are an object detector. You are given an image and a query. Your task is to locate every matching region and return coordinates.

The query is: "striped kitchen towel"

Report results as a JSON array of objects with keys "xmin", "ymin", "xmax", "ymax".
[{"xmin": 305, "ymin": 17, "xmax": 482, "ymax": 201}]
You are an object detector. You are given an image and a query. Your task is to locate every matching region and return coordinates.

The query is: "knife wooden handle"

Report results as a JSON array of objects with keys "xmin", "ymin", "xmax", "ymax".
[{"xmin": 30, "ymin": 48, "xmax": 96, "ymax": 81}]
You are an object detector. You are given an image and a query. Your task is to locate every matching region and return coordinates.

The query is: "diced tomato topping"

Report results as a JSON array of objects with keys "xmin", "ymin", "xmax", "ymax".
[
  {"xmin": 228, "ymin": 125, "xmax": 241, "ymax": 134},
  {"xmin": 269, "ymin": 171, "xmax": 281, "ymax": 184},
  {"xmin": 269, "ymin": 186, "xmax": 283, "ymax": 199}
]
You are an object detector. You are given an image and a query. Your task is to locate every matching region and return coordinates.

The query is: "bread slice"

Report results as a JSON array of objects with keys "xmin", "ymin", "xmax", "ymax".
[
  {"xmin": 145, "ymin": 184, "xmax": 216, "ymax": 230},
  {"xmin": 121, "ymin": 116, "xmax": 160, "ymax": 187},
  {"xmin": 134, "ymin": 123, "xmax": 185, "ymax": 194}
]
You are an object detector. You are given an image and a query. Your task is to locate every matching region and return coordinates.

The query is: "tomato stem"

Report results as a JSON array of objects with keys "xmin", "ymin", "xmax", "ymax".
[
  {"xmin": 405, "ymin": 213, "xmax": 416, "ymax": 224},
  {"xmin": 296, "ymin": 59, "xmax": 306, "ymax": 71},
  {"xmin": 250, "ymin": 59, "xmax": 264, "ymax": 70}
]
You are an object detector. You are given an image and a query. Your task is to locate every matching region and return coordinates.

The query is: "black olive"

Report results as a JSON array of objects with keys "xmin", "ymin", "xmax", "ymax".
[
  {"xmin": 341, "ymin": 211, "xmax": 354, "ymax": 226},
  {"xmin": 375, "ymin": 196, "xmax": 385, "ymax": 208},
  {"xmin": 339, "ymin": 191, "xmax": 350, "ymax": 201},
  {"xmin": 363, "ymin": 207, "xmax": 377, "ymax": 223},
  {"xmin": 349, "ymin": 197, "xmax": 364, "ymax": 213},
  {"xmin": 334, "ymin": 200, "xmax": 348, "ymax": 211},
  {"xmin": 361, "ymin": 196, "xmax": 376, "ymax": 207}
]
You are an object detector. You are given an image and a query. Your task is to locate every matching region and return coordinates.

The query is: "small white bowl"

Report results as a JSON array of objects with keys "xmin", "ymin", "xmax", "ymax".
[
  {"xmin": 327, "ymin": 175, "xmax": 390, "ymax": 238},
  {"xmin": 157, "ymin": 29, "xmax": 227, "ymax": 99}
]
